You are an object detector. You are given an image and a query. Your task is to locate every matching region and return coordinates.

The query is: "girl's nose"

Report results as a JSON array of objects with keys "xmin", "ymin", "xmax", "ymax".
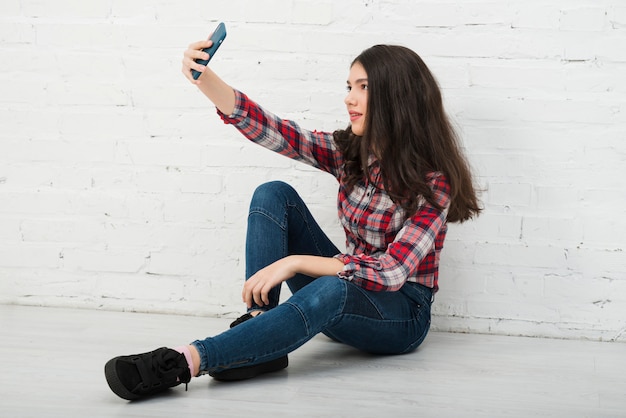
[{"xmin": 344, "ymin": 92, "xmax": 355, "ymax": 106}]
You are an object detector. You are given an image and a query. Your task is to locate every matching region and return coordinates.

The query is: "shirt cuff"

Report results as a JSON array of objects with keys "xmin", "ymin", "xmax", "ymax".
[
  {"xmin": 334, "ymin": 254, "xmax": 357, "ymax": 280},
  {"xmin": 216, "ymin": 89, "xmax": 249, "ymax": 123}
]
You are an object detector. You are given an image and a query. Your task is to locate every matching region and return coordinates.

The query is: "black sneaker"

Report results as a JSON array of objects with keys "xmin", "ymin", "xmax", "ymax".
[
  {"xmin": 209, "ymin": 313, "xmax": 288, "ymax": 381},
  {"xmin": 105, "ymin": 347, "xmax": 191, "ymax": 400},
  {"xmin": 229, "ymin": 312, "xmax": 255, "ymax": 328}
]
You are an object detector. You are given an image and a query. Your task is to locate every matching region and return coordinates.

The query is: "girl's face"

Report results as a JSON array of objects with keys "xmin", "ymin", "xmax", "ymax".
[{"xmin": 345, "ymin": 62, "xmax": 368, "ymax": 136}]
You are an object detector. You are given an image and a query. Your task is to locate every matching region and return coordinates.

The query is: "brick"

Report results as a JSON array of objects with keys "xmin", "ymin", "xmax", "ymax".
[
  {"xmin": 563, "ymin": 61, "xmax": 626, "ymax": 94},
  {"xmin": 513, "ymin": 4, "xmax": 561, "ymax": 29},
  {"xmin": 110, "ymin": 1, "xmax": 156, "ymax": 20},
  {"xmin": 387, "ymin": 1, "xmax": 515, "ymax": 28},
  {"xmin": 487, "ymin": 182, "xmax": 533, "ymax": 207},
  {"xmin": 0, "ymin": 216, "xmax": 22, "ymax": 243},
  {"xmin": 610, "ymin": 5, "xmax": 626, "ymax": 27},
  {"xmin": 57, "ymin": 109, "xmax": 146, "ymax": 139},
  {"xmin": 147, "ymin": 250, "xmax": 215, "ymax": 276},
  {"xmin": 566, "ymin": 247, "xmax": 625, "ymax": 277},
  {"xmin": 0, "ymin": 164, "xmax": 90, "ymax": 190},
  {"xmin": 96, "ymin": 274, "xmax": 185, "ymax": 302},
  {"xmin": 0, "ymin": 191, "xmax": 74, "ymax": 215},
  {"xmin": 51, "ymin": 51, "xmax": 126, "ymax": 82},
  {"xmin": 161, "ymin": 194, "xmax": 225, "ymax": 225},
  {"xmin": 104, "ymin": 221, "xmax": 217, "ymax": 250},
  {"xmin": 63, "ymin": 247, "xmax": 149, "ymax": 273},
  {"xmin": 0, "ymin": 244, "xmax": 61, "ymax": 268},
  {"xmin": 243, "ymin": 0, "xmax": 292, "ymax": 23},
  {"xmin": 560, "ymin": 7, "xmax": 607, "ymax": 32},
  {"xmin": 0, "ymin": 107, "xmax": 60, "ymax": 140},
  {"xmin": 596, "ymin": 33, "xmax": 626, "ymax": 62},
  {"xmin": 35, "ymin": 23, "xmax": 117, "ymax": 48},
  {"xmin": 465, "ymin": 295, "xmax": 560, "ymax": 324},
  {"xmin": 471, "ymin": 153, "xmax": 530, "ymax": 178},
  {"xmin": 142, "ymin": 108, "xmax": 231, "ymax": 139},
  {"xmin": 439, "ymin": 239, "xmax": 477, "ymax": 266},
  {"xmin": 20, "ymin": 218, "xmax": 106, "ymax": 243},
  {"xmin": 223, "ymin": 200, "xmax": 249, "ymax": 226},
  {"xmin": 202, "ymin": 143, "xmax": 292, "ymax": 169},
  {"xmin": 581, "ymin": 214, "xmax": 626, "ymax": 249},
  {"xmin": 102, "ymin": 221, "xmax": 160, "ymax": 248},
  {"xmin": 71, "ymin": 191, "xmax": 129, "ymax": 219},
  {"xmin": 2, "ymin": 139, "xmax": 116, "ymax": 164},
  {"xmin": 474, "ymin": 242, "xmax": 568, "ymax": 270},
  {"xmin": 448, "ymin": 212, "xmax": 523, "ymax": 241},
  {"xmin": 132, "ymin": 168, "xmax": 223, "ymax": 194},
  {"xmin": 468, "ymin": 62, "xmax": 566, "ymax": 92},
  {"xmin": 292, "ymin": 1, "xmax": 333, "ymax": 25},
  {"xmin": 562, "ymin": 32, "xmax": 599, "ymax": 62},
  {"xmin": 522, "ymin": 216, "xmax": 583, "ymax": 244},
  {"xmin": 0, "ymin": 22, "xmax": 36, "ymax": 44},
  {"xmin": 485, "ymin": 271, "xmax": 546, "ymax": 300},
  {"xmin": 535, "ymin": 186, "xmax": 581, "ymax": 211},
  {"xmin": 46, "ymin": 81, "xmax": 129, "ymax": 107},
  {"xmin": 0, "ymin": 78, "xmax": 47, "ymax": 104},
  {"xmin": 23, "ymin": 0, "xmax": 111, "ymax": 19},
  {"xmin": 224, "ymin": 170, "xmax": 266, "ymax": 196},
  {"xmin": 0, "ymin": 0, "xmax": 20, "ymax": 15},
  {"xmin": 233, "ymin": 26, "xmax": 308, "ymax": 54},
  {"xmin": 116, "ymin": 139, "xmax": 204, "ymax": 167}
]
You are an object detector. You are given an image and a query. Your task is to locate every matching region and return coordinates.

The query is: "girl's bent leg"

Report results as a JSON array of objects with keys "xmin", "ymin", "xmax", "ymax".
[
  {"xmin": 244, "ymin": 181, "xmax": 339, "ymax": 311},
  {"xmin": 191, "ymin": 277, "xmax": 432, "ymax": 373}
]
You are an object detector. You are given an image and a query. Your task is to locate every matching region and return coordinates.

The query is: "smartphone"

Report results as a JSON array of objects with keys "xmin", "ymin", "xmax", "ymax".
[{"xmin": 191, "ymin": 22, "xmax": 227, "ymax": 80}]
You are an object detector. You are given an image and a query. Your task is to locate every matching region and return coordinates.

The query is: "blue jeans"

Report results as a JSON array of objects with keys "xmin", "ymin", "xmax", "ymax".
[{"xmin": 192, "ymin": 181, "xmax": 433, "ymax": 373}]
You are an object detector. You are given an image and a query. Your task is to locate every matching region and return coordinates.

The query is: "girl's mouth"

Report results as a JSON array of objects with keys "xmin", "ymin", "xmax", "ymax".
[{"xmin": 349, "ymin": 112, "xmax": 362, "ymax": 122}]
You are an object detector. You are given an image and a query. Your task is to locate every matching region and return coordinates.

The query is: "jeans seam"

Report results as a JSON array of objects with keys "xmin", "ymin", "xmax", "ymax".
[
  {"xmin": 349, "ymin": 284, "xmax": 385, "ymax": 319},
  {"xmin": 291, "ymin": 203, "xmax": 324, "ymax": 254},
  {"xmin": 249, "ymin": 207, "xmax": 287, "ymax": 231},
  {"xmin": 284, "ymin": 301, "xmax": 310, "ymax": 335}
]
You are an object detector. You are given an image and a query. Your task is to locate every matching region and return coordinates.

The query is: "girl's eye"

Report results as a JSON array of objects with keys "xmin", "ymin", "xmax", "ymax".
[{"xmin": 346, "ymin": 84, "xmax": 367, "ymax": 92}]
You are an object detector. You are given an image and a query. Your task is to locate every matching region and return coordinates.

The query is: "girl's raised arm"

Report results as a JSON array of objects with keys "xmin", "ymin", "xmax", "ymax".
[{"xmin": 181, "ymin": 39, "xmax": 236, "ymax": 115}]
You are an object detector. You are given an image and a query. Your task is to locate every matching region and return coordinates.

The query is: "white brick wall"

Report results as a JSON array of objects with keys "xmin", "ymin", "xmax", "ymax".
[{"xmin": 1, "ymin": 0, "xmax": 624, "ymax": 342}]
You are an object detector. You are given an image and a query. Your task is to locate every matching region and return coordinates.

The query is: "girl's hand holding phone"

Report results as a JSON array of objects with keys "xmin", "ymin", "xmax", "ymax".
[
  {"xmin": 182, "ymin": 40, "xmax": 213, "ymax": 84},
  {"xmin": 182, "ymin": 22, "xmax": 227, "ymax": 83}
]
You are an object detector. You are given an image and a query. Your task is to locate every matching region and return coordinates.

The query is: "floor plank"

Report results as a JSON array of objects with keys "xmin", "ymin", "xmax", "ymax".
[{"xmin": 1, "ymin": 305, "xmax": 624, "ymax": 417}]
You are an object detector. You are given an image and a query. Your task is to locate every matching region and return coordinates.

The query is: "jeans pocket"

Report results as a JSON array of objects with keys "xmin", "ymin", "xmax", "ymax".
[{"xmin": 400, "ymin": 282, "xmax": 433, "ymax": 313}]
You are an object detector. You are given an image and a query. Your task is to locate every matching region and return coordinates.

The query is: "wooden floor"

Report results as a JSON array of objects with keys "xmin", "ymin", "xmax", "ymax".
[{"xmin": 1, "ymin": 305, "xmax": 624, "ymax": 417}]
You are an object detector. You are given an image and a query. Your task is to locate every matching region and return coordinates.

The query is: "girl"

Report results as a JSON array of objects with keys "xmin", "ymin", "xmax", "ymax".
[{"xmin": 105, "ymin": 40, "xmax": 481, "ymax": 401}]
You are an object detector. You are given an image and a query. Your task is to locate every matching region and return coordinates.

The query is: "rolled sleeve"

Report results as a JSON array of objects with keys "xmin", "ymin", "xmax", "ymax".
[{"xmin": 217, "ymin": 90, "xmax": 249, "ymax": 122}]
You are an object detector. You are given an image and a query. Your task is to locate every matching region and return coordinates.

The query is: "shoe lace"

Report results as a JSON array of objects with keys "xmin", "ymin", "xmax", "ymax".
[{"xmin": 135, "ymin": 348, "xmax": 191, "ymax": 391}]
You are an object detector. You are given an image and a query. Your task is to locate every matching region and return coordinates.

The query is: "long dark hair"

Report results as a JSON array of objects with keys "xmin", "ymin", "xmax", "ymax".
[{"xmin": 334, "ymin": 45, "xmax": 481, "ymax": 223}]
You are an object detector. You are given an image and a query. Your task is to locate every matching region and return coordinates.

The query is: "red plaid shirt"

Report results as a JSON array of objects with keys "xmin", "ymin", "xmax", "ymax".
[{"xmin": 218, "ymin": 90, "xmax": 450, "ymax": 292}]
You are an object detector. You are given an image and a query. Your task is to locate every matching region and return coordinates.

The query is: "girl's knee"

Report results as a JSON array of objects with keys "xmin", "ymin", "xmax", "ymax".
[
  {"xmin": 252, "ymin": 181, "xmax": 293, "ymax": 198},
  {"xmin": 250, "ymin": 181, "xmax": 296, "ymax": 207}
]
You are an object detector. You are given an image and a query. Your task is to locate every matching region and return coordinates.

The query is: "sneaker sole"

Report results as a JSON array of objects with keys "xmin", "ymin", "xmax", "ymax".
[
  {"xmin": 209, "ymin": 355, "xmax": 288, "ymax": 381},
  {"xmin": 104, "ymin": 358, "xmax": 140, "ymax": 401}
]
